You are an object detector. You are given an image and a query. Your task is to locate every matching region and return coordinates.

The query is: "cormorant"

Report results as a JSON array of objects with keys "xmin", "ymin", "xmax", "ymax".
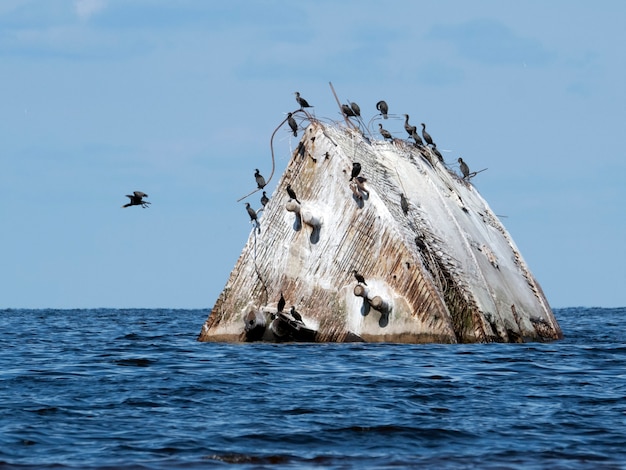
[
  {"xmin": 255, "ymin": 169, "xmax": 266, "ymax": 189},
  {"xmin": 376, "ymin": 100, "xmax": 388, "ymax": 119},
  {"xmin": 287, "ymin": 113, "xmax": 298, "ymax": 137},
  {"xmin": 458, "ymin": 157, "xmax": 470, "ymax": 179},
  {"xmin": 342, "ymin": 104, "xmax": 356, "ymax": 117},
  {"xmin": 296, "ymin": 141, "xmax": 306, "ymax": 159},
  {"xmin": 353, "ymin": 269, "xmax": 367, "ymax": 286},
  {"xmin": 277, "ymin": 293, "xmax": 286, "ymax": 313},
  {"xmin": 350, "ymin": 101, "xmax": 361, "ymax": 117},
  {"xmin": 404, "ymin": 114, "xmax": 417, "ymax": 137},
  {"xmin": 378, "ymin": 123, "xmax": 392, "ymax": 140},
  {"xmin": 400, "ymin": 193, "xmax": 409, "ymax": 215},
  {"xmin": 261, "ymin": 191, "xmax": 269, "ymax": 207},
  {"xmin": 415, "ymin": 235, "xmax": 426, "ymax": 250},
  {"xmin": 286, "ymin": 184, "xmax": 301, "ymax": 204},
  {"xmin": 122, "ymin": 191, "xmax": 150, "ymax": 208},
  {"xmin": 421, "ymin": 123, "xmax": 434, "ymax": 146},
  {"xmin": 295, "ymin": 92, "xmax": 312, "ymax": 108},
  {"xmin": 245, "ymin": 202, "xmax": 257, "ymax": 221},
  {"xmin": 410, "ymin": 130, "xmax": 424, "ymax": 146},
  {"xmin": 290, "ymin": 306, "xmax": 303, "ymax": 323},
  {"xmin": 350, "ymin": 162, "xmax": 362, "ymax": 181},
  {"xmin": 431, "ymin": 144, "xmax": 444, "ymax": 162}
]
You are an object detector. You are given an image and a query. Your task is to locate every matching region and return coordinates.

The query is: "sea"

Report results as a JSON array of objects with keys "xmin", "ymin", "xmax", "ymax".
[{"xmin": 1, "ymin": 307, "xmax": 625, "ymax": 469}]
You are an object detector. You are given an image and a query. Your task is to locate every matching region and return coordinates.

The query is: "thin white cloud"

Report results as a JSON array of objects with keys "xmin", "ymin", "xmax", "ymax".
[{"xmin": 75, "ymin": 0, "xmax": 107, "ymax": 21}]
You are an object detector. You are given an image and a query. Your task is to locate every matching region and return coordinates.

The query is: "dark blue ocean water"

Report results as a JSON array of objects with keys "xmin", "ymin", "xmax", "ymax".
[{"xmin": 1, "ymin": 308, "xmax": 625, "ymax": 469}]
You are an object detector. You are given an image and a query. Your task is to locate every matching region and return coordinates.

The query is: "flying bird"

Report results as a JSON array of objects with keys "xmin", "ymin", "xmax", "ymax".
[
  {"xmin": 122, "ymin": 191, "xmax": 150, "ymax": 208},
  {"xmin": 261, "ymin": 191, "xmax": 269, "ymax": 207},
  {"xmin": 295, "ymin": 92, "xmax": 312, "ymax": 108},
  {"xmin": 421, "ymin": 123, "xmax": 434, "ymax": 146},
  {"xmin": 277, "ymin": 293, "xmax": 286, "ymax": 313},
  {"xmin": 350, "ymin": 162, "xmax": 362, "ymax": 181},
  {"xmin": 254, "ymin": 169, "xmax": 266, "ymax": 189},
  {"xmin": 378, "ymin": 123, "xmax": 392, "ymax": 140},
  {"xmin": 458, "ymin": 157, "xmax": 470, "ymax": 179},
  {"xmin": 286, "ymin": 184, "xmax": 301, "ymax": 204},
  {"xmin": 376, "ymin": 100, "xmax": 388, "ymax": 119},
  {"xmin": 287, "ymin": 113, "xmax": 298, "ymax": 137},
  {"xmin": 353, "ymin": 269, "xmax": 367, "ymax": 286}
]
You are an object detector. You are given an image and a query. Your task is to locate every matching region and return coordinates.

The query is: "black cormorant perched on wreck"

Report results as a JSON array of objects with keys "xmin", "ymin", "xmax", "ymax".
[
  {"xmin": 350, "ymin": 101, "xmax": 361, "ymax": 117},
  {"xmin": 341, "ymin": 104, "xmax": 356, "ymax": 117},
  {"xmin": 287, "ymin": 113, "xmax": 298, "ymax": 137},
  {"xmin": 277, "ymin": 292, "xmax": 286, "ymax": 313},
  {"xmin": 421, "ymin": 123, "xmax": 434, "ymax": 146},
  {"xmin": 290, "ymin": 306, "xmax": 303, "ymax": 323},
  {"xmin": 404, "ymin": 114, "xmax": 417, "ymax": 137},
  {"xmin": 378, "ymin": 123, "xmax": 392, "ymax": 140},
  {"xmin": 245, "ymin": 202, "xmax": 257, "ymax": 222},
  {"xmin": 353, "ymin": 269, "xmax": 367, "ymax": 286},
  {"xmin": 400, "ymin": 193, "xmax": 409, "ymax": 215},
  {"xmin": 286, "ymin": 184, "xmax": 301, "ymax": 204},
  {"xmin": 431, "ymin": 143, "xmax": 444, "ymax": 163},
  {"xmin": 350, "ymin": 162, "xmax": 362, "ymax": 181},
  {"xmin": 415, "ymin": 235, "xmax": 426, "ymax": 250},
  {"xmin": 122, "ymin": 191, "xmax": 150, "ymax": 208},
  {"xmin": 410, "ymin": 130, "xmax": 424, "ymax": 147},
  {"xmin": 261, "ymin": 191, "xmax": 269, "ymax": 207},
  {"xmin": 295, "ymin": 92, "xmax": 312, "ymax": 108},
  {"xmin": 376, "ymin": 100, "xmax": 388, "ymax": 119},
  {"xmin": 458, "ymin": 157, "xmax": 470, "ymax": 179},
  {"xmin": 254, "ymin": 169, "xmax": 266, "ymax": 189}
]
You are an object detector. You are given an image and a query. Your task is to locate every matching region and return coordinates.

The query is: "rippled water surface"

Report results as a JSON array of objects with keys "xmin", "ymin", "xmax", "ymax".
[{"xmin": 1, "ymin": 307, "xmax": 625, "ymax": 469}]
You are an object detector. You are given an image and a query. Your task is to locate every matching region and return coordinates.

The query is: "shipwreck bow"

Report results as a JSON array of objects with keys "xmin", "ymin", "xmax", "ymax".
[{"xmin": 198, "ymin": 110, "xmax": 561, "ymax": 344}]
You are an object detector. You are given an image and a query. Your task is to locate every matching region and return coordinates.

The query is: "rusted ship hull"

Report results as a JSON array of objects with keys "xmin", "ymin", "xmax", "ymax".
[{"xmin": 199, "ymin": 120, "xmax": 562, "ymax": 344}]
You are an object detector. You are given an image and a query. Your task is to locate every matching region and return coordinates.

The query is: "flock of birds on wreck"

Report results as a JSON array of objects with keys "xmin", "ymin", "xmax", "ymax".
[
  {"xmin": 118, "ymin": 91, "xmax": 478, "ymax": 333},
  {"xmin": 238, "ymin": 91, "xmax": 480, "ymax": 333},
  {"xmin": 244, "ymin": 91, "xmax": 477, "ymax": 227}
]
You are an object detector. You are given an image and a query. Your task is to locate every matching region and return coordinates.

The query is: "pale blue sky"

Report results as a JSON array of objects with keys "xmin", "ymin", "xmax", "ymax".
[{"xmin": 1, "ymin": 1, "xmax": 624, "ymax": 308}]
